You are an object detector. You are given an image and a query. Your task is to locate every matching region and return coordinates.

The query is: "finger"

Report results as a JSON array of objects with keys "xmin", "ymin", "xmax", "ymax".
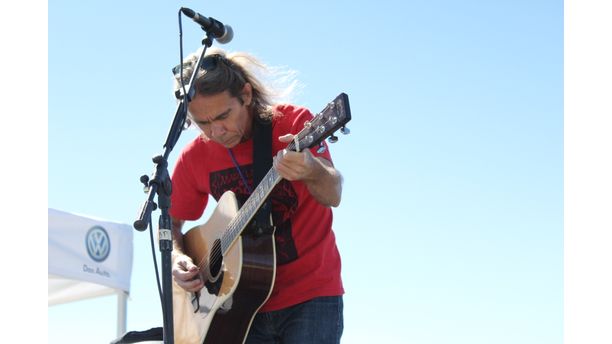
[
  {"xmin": 275, "ymin": 159, "xmax": 304, "ymax": 181},
  {"xmin": 176, "ymin": 259, "xmax": 194, "ymax": 271},
  {"xmin": 177, "ymin": 276, "xmax": 204, "ymax": 292},
  {"xmin": 277, "ymin": 149, "xmax": 305, "ymax": 164},
  {"xmin": 174, "ymin": 260, "xmax": 200, "ymax": 279},
  {"xmin": 278, "ymin": 134, "xmax": 294, "ymax": 143},
  {"xmin": 174, "ymin": 265, "xmax": 200, "ymax": 279},
  {"xmin": 300, "ymin": 149, "xmax": 316, "ymax": 171},
  {"xmin": 302, "ymin": 148, "xmax": 314, "ymax": 160},
  {"xmin": 274, "ymin": 149, "xmax": 289, "ymax": 167},
  {"xmin": 173, "ymin": 264, "xmax": 204, "ymax": 292}
]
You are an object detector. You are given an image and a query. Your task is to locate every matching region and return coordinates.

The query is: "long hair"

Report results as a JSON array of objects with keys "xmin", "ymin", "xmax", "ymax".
[{"xmin": 173, "ymin": 47, "xmax": 299, "ymax": 126}]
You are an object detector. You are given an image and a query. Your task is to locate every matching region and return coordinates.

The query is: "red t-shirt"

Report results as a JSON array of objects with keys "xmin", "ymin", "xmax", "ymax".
[{"xmin": 170, "ymin": 104, "xmax": 344, "ymax": 312}]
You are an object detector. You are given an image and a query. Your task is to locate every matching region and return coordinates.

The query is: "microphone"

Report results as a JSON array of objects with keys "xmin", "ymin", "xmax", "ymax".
[{"xmin": 181, "ymin": 7, "xmax": 233, "ymax": 44}]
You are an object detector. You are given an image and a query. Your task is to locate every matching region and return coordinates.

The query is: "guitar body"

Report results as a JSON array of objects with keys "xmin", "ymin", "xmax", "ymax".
[{"xmin": 172, "ymin": 191, "xmax": 276, "ymax": 344}]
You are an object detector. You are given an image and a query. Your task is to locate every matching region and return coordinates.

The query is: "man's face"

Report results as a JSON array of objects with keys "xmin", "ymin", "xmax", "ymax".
[{"xmin": 188, "ymin": 84, "xmax": 253, "ymax": 148}]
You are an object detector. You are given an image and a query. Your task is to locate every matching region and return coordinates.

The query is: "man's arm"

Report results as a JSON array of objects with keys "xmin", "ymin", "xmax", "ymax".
[{"xmin": 172, "ymin": 217, "xmax": 186, "ymax": 252}]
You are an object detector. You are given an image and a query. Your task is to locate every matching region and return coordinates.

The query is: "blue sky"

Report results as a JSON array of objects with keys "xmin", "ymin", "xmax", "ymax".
[{"xmin": 30, "ymin": 0, "xmax": 607, "ymax": 343}]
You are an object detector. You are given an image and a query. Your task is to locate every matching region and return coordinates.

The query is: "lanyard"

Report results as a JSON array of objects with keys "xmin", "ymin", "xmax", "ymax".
[{"xmin": 227, "ymin": 148, "xmax": 253, "ymax": 194}]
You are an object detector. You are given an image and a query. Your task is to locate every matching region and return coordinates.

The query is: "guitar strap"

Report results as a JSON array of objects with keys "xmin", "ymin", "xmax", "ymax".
[{"xmin": 249, "ymin": 115, "xmax": 274, "ymax": 236}]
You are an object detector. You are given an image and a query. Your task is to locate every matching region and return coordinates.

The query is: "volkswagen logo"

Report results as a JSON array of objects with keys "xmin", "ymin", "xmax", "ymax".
[{"xmin": 85, "ymin": 226, "xmax": 111, "ymax": 262}]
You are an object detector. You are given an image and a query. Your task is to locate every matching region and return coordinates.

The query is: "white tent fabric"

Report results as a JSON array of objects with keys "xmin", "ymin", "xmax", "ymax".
[{"xmin": 48, "ymin": 207, "xmax": 134, "ymax": 335}]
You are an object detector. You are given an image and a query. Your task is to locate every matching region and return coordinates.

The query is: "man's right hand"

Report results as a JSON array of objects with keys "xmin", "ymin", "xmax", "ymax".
[{"xmin": 172, "ymin": 254, "xmax": 205, "ymax": 292}]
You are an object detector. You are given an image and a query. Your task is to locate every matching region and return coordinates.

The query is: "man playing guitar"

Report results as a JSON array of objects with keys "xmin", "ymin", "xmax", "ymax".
[{"xmin": 170, "ymin": 48, "xmax": 345, "ymax": 344}]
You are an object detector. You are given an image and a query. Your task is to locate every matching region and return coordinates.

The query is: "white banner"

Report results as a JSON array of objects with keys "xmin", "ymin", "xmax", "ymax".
[{"xmin": 48, "ymin": 208, "xmax": 133, "ymax": 305}]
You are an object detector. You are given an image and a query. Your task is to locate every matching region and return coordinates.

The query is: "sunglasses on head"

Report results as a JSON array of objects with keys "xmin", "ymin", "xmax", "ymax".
[{"xmin": 172, "ymin": 54, "xmax": 221, "ymax": 76}]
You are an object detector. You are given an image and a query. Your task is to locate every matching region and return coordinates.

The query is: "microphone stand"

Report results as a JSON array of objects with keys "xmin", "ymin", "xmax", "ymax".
[{"xmin": 133, "ymin": 33, "xmax": 216, "ymax": 344}]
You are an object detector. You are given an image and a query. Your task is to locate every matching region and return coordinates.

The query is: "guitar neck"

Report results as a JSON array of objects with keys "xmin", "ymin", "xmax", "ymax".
[{"xmin": 220, "ymin": 166, "xmax": 282, "ymax": 255}]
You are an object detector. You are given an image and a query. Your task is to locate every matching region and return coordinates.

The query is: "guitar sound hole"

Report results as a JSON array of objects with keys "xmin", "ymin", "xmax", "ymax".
[
  {"xmin": 208, "ymin": 239, "xmax": 223, "ymax": 281},
  {"xmin": 204, "ymin": 239, "xmax": 224, "ymax": 295}
]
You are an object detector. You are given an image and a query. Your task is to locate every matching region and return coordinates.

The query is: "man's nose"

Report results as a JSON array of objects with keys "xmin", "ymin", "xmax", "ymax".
[{"xmin": 210, "ymin": 122, "xmax": 226, "ymax": 138}]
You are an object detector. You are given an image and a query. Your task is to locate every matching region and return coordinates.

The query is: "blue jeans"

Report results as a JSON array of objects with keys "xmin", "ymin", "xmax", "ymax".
[{"xmin": 245, "ymin": 296, "xmax": 344, "ymax": 344}]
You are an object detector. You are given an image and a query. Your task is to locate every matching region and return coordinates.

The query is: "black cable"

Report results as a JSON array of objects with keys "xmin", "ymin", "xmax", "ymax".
[{"xmin": 148, "ymin": 217, "xmax": 165, "ymax": 314}]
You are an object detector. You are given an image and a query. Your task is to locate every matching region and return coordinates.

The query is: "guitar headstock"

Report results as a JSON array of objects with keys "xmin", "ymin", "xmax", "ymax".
[{"xmin": 288, "ymin": 93, "xmax": 352, "ymax": 152}]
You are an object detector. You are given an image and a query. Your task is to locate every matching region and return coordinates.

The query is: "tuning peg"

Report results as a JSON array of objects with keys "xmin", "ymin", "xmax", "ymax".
[
  {"xmin": 328, "ymin": 135, "xmax": 338, "ymax": 143},
  {"xmin": 340, "ymin": 126, "xmax": 350, "ymax": 135},
  {"xmin": 317, "ymin": 142, "xmax": 327, "ymax": 154}
]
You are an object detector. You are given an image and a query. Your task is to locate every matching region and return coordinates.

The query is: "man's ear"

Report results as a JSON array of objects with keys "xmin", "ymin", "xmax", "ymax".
[{"xmin": 241, "ymin": 83, "xmax": 253, "ymax": 106}]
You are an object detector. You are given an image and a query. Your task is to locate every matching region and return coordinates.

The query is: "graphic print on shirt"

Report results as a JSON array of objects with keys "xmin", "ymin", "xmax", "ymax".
[{"xmin": 209, "ymin": 165, "xmax": 299, "ymax": 265}]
